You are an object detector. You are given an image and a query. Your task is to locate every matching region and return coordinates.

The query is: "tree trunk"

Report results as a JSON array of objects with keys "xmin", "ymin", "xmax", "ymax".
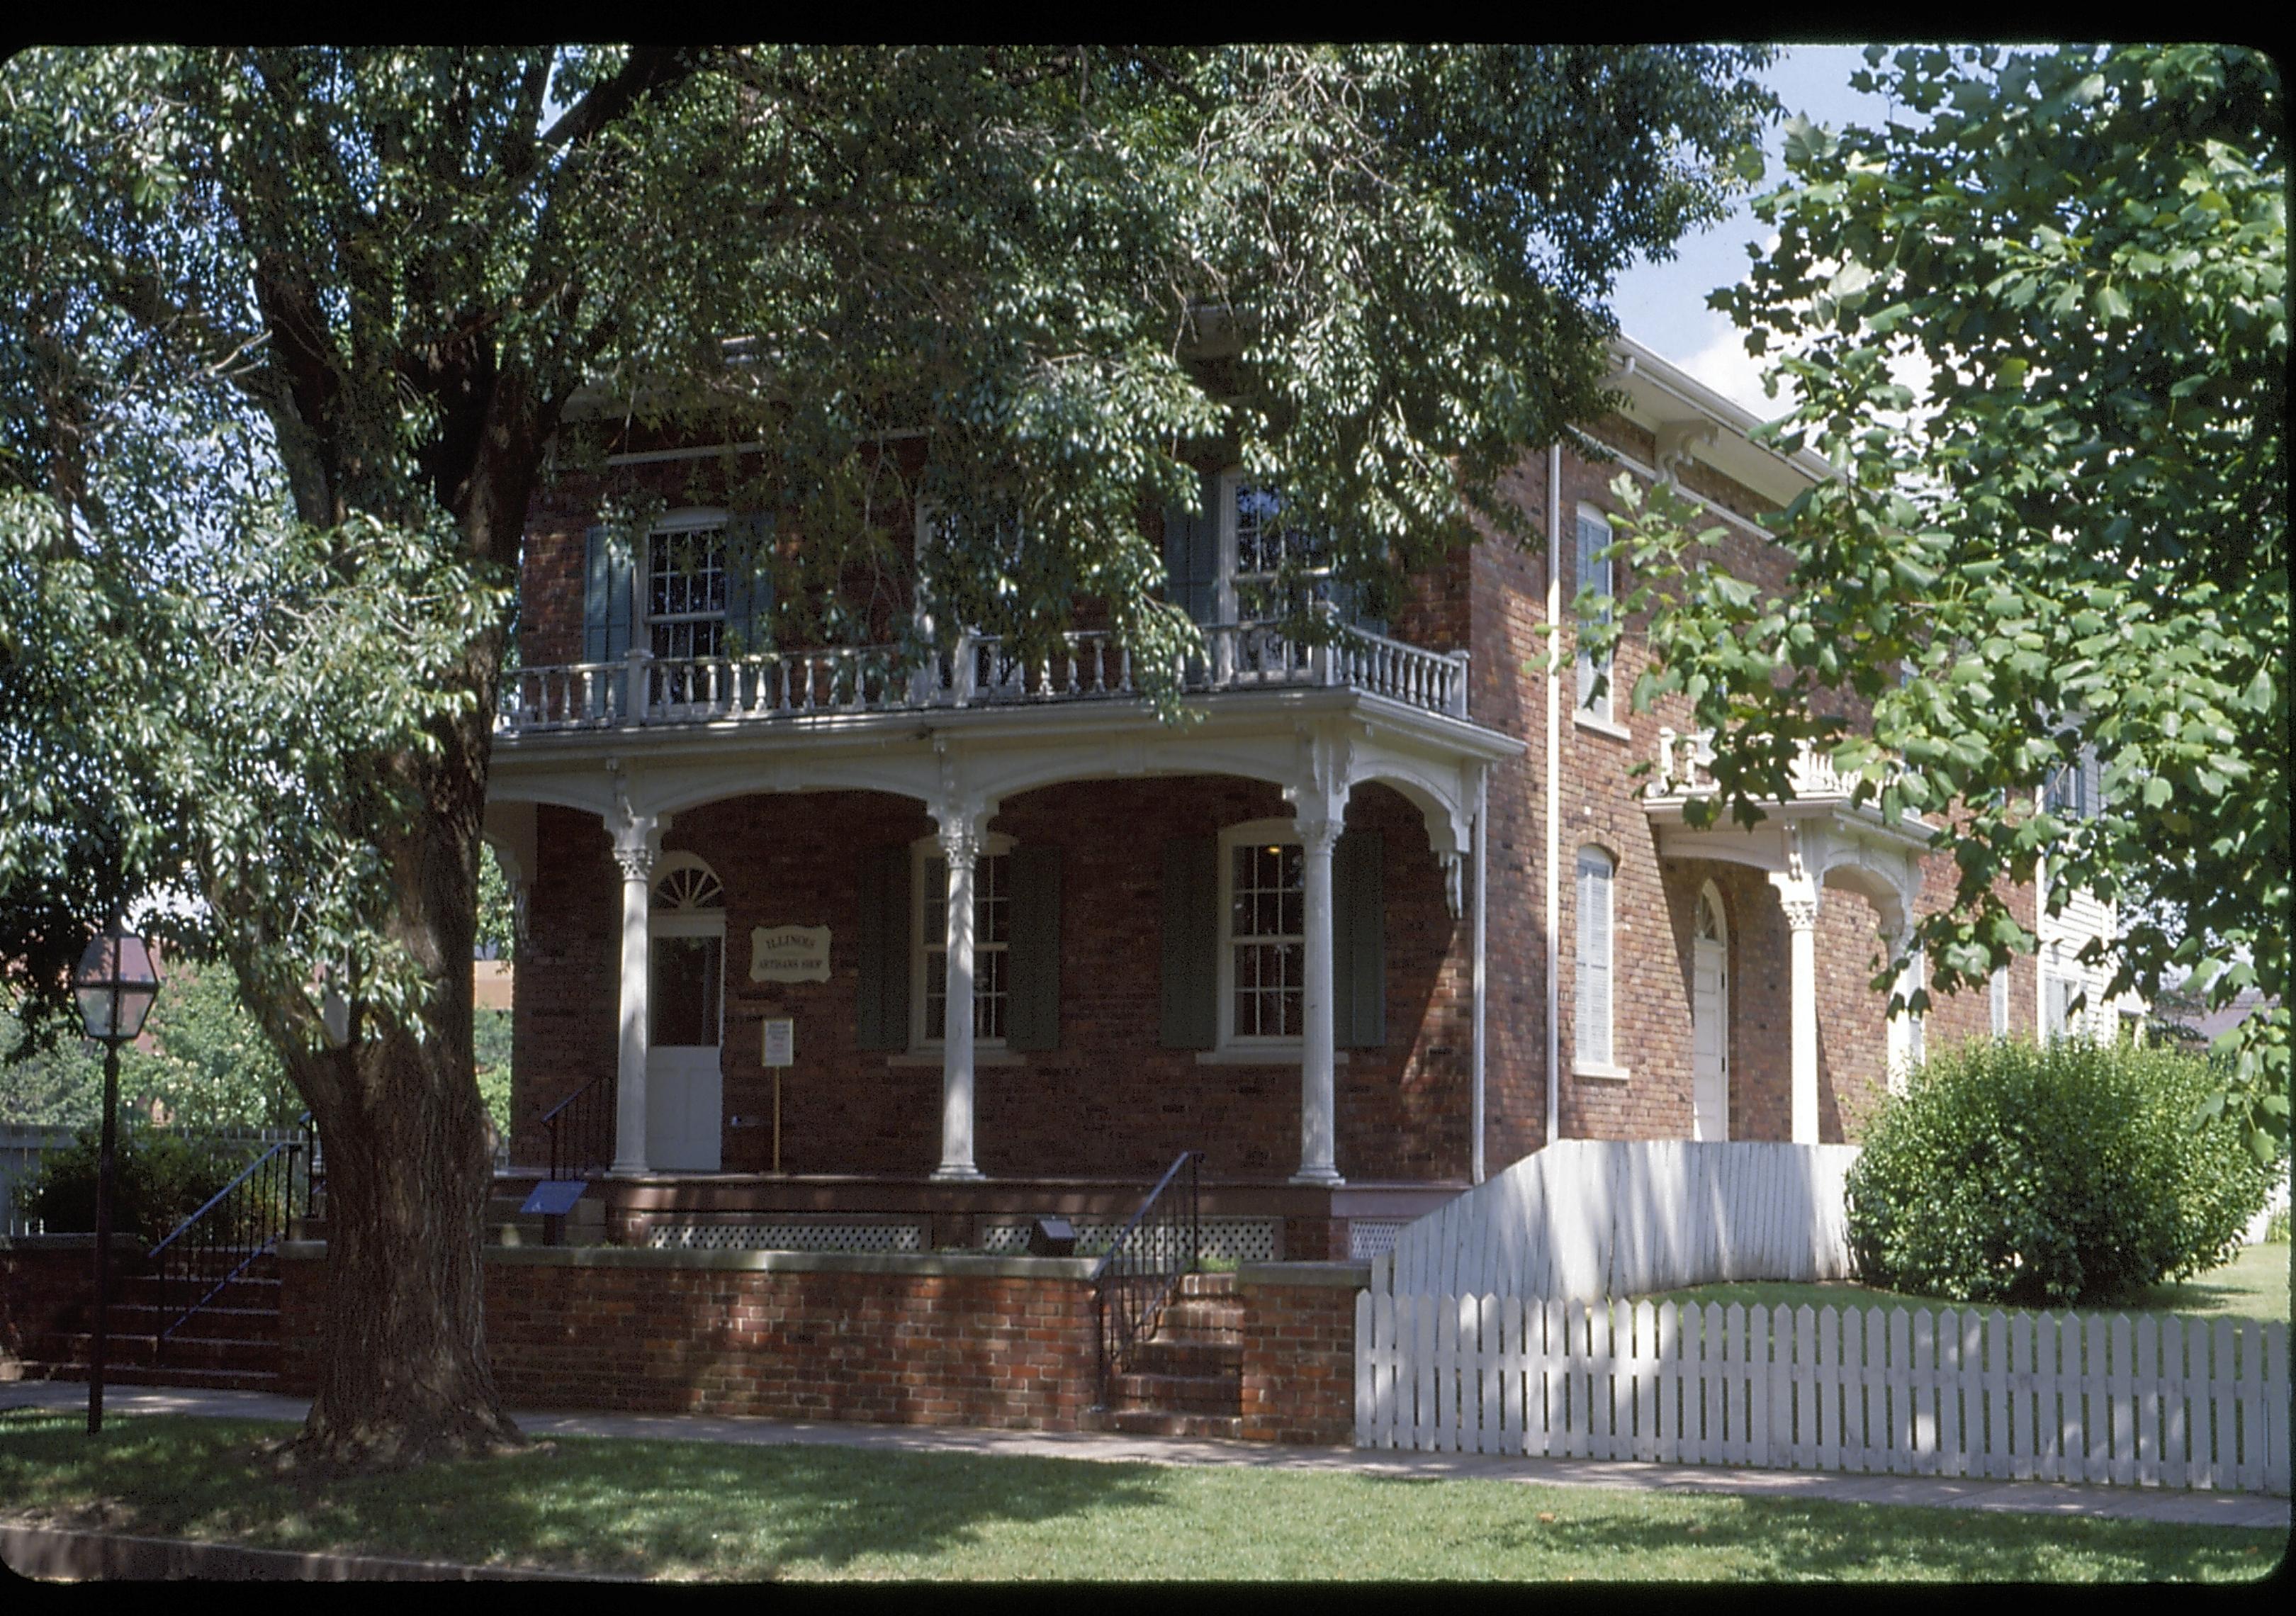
[{"xmin": 275, "ymin": 688, "xmax": 522, "ymax": 1471}]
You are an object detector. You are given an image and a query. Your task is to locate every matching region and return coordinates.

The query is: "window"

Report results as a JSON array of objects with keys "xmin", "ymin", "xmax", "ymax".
[
  {"xmin": 2043, "ymin": 973, "xmax": 2078, "ymax": 1040},
  {"xmin": 1575, "ymin": 847, "xmax": 1616, "ymax": 1072},
  {"xmin": 646, "ymin": 513, "xmax": 729, "ymax": 663},
  {"xmin": 1574, "ymin": 505, "xmax": 1616, "ymax": 726},
  {"xmin": 915, "ymin": 835, "xmax": 1013, "ymax": 1045},
  {"xmin": 1220, "ymin": 821, "xmax": 1305, "ymax": 1044},
  {"xmin": 1990, "ymin": 963, "xmax": 2012, "ymax": 1036},
  {"xmin": 2044, "ymin": 741, "xmax": 2098, "ymax": 820},
  {"xmin": 1230, "ymin": 481, "xmax": 1328, "ymax": 621}
]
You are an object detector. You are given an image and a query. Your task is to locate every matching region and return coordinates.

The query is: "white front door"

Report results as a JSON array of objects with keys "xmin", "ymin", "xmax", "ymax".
[
  {"xmin": 1692, "ymin": 888, "xmax": 1729, "ymax": 1141},
  {"xmin": 646, "ymin": 924, "xmax": 724, "ymax": 1170}
]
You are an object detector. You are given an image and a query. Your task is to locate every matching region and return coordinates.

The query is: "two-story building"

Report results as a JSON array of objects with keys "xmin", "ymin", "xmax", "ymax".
[{"xmin": 482, "ymin": 334, "xmax": 2047, "ymax": 1262}]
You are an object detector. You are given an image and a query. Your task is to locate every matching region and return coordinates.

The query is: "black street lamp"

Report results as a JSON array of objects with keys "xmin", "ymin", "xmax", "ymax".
[{"xmin": 71, "ymin": 918, "xmax": 161, "ymax": 1436}]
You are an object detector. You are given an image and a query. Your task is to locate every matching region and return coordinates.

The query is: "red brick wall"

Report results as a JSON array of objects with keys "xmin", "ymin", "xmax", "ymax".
[
  {"xmin": 0, "ymin": 1239, "xmax": 132, "ymax": 1374},
  {"xmin": 1238, "ymin": 1266, "xmax": 1362, "ymax": 1444},
  {"xmin": 278, "ymin": 1246, "xmax": 1098, "ymax": 1430},
  {"xmin": 512, "ymin": 778, "xmax": 1473, "ymax": 1185}
]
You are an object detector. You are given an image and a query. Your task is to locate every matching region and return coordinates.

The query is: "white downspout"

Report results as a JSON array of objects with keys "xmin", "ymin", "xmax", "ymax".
[
  {"xmin": 1545, "ymin": 444, "xmax": 1563, "ymax": 1148},
  {"xmin": 1470, "ymin": 765, "xmax": 1488, "ymax": 1184}
]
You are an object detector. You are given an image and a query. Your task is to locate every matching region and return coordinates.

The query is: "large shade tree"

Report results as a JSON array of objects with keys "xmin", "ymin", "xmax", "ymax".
[
  {"xmin": 1598, "ymin": 44, "xmax": 2286, "ymax": 1156},
  {"xmin": 0, "ymin": 45, "xmax": 1777, "ymax": 1467}
]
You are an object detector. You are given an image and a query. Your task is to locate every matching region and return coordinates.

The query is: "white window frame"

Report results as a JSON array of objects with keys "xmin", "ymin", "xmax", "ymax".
[
  {"xmin": 911, "ymin": 831, "xmax": 1015, "ymax": 1052},
  {"xmin": 644, "ymin": 507, "xmax": 732, "ymax": 663},
  {"xmin": 1888, "ymin": 945, "xmax": 1927, "ymax": 1092},
  {"xmin": 1574, "ymin": 846, "xmax": 1626, "ymax": 1079},
  {"xmin": 1217, "ymin": 818, "xmax": 1307, "ymax": 1053},
  {"xmin": 1990, "ymin": 962, "xmax": 2012, "ymax": 1037},
  {"xmin": 1573, "ymin": 503, "xmax": 1627, "ymax": 737},
  {"xmin": 1217, "ymin": 472, "xmax": 1331, "ymax": 626}
]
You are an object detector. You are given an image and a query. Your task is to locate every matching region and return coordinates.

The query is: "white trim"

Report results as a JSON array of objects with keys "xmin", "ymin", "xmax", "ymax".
[
  {"xmin": 1573, "ymin": 1062, "xmax": 1632, "ymax": 1083},
  {"xmin": 1572, "ymin": 712, "xmax": 1633, "ymax": 742},
  {"xmin": 1218, "ymin": 817, "xmax": 1307, "ymax": 1050}
]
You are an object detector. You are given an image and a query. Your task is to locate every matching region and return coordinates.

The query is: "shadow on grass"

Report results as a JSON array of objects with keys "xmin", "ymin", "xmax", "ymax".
[
  {"xmin": 1353, "ymin": 1474, "xmax": 2283, "ymax": 1583},
  {"xmin": 0, "ymin": 1410, "xmax": 1171, "ymax": 1579}
]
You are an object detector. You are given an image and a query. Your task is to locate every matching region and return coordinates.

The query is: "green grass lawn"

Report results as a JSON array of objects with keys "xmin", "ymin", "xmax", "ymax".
[
  {"xmin": 0, "ymin": 1411, "xmax": 2280, "ymax": 1582},
  {"xmin": 1636, "ymin": 1242, "xmax": 2291, "ymax": 1325}
]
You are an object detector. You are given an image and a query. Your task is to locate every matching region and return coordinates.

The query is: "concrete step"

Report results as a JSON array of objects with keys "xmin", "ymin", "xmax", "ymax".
[
  {"xmin": 1150, "ymin": 1298, "xmax": 1242, "ymax": 1339},
  {"xmin": 1096, "ymin": 1409, "xmax": 1243, "ymax": 1440},
  {"xmin": 1176, "ymin": 1272, "xmax": 1239, "ymax": 1297}
]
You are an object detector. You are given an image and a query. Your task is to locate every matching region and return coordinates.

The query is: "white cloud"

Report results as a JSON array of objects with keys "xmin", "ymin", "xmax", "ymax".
[{"xmin": 1676, "ymin": 323, "xmax": 1797, "ymax": 422}]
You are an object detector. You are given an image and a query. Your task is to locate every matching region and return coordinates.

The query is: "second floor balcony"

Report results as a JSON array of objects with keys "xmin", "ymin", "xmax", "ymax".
[{"xmin": 497, "ymin": 619, "xmax": 1472, "ymax": 741}]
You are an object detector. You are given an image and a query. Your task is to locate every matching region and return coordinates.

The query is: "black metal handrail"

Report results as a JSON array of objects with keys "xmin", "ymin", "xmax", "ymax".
[
  {"xmin": 149, "ymin": 1113, "xmax": 316, "ymax": 1358},
  {"xmin": 541, "ymin": 1074, "xmax": 614, "ymax": 1181},
  {"xmin": 1091, "ymin": 1150, "xmax": 1203, "ymax": 1409}
]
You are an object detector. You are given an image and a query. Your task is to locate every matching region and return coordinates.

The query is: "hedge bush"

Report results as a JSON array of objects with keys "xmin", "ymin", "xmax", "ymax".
[
  {"xmin": 11, "ymin": 1126, "xmax": 248, "ymax": 1244},
  {"xmin": 1845, "ymin": 1038, "xmax": 2278, "ymax": 1308}
]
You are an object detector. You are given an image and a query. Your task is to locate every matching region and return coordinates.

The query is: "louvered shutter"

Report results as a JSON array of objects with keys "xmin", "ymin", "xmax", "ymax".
[
  {"xmin": 1332, "ymin": 827, "xmax": 1385, "ymax": 1048},
  {"xmin": 724, "ymin": 513, "xmax": 775, "ymax": 657},
  {"xmin": 1575, "ymin": 850, "xmax": 1613, "ymax": 1068},
  {"xmin": 1163, "ymin": 471, "xmax": 1222, "ymax": 626},
  {"xmin": 583, "ymin": 525, "xmax": 634, "ymax": 665},
  {"xmin": 1159, "ymin": 838, "xmax": 1218, "ymax": 1048},
  {"xmin": 855, "ymin": 845, "xmax": 912, "ymax": 1050},
  {"xmin": 1007, "ymin": 846, "xmax": 1062, "ymax": 1051}
]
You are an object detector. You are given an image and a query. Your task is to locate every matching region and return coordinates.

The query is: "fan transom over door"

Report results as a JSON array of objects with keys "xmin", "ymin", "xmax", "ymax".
[
  {"xmin": 1692, "ymin": 886, "xmax": 1729, "ymax": 1141},
  {"xmin": 648, "ymin": 857, "xmax": 725, "ymax": 1171}
]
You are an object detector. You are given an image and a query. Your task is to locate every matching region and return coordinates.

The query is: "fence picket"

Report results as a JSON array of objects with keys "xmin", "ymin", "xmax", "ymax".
[{"xmin": 1355, "ymin": 1286, "xmax": 2289, "ymax": 1498}]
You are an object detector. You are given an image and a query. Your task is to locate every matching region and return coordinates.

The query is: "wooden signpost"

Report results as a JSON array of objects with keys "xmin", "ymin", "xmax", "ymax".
[{"xmin": 762, "ymin": 1016, "xmax": 794, "ymax": 1174}]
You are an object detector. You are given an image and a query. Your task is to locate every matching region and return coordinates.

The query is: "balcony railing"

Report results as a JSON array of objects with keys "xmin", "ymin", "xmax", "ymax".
[
  {"xmin": 498, "ymin": 621, "xmax": 1472, "ymax": 736},
  {"xmin": 1654, "ymin": 727, "xmax": 1906, "ymax": 802}
]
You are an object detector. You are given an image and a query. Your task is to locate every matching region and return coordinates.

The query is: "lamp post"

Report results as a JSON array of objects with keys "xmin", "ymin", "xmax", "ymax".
[{"xmin": 72, "ymin": 918, "xmax": 161, "ymax": 1436}]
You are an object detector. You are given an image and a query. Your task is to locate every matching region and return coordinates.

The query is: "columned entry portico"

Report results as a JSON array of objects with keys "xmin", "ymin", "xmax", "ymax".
[{"xmin": 1650, "ymin": 732, "xmax": 1930, "ymax": 1145}]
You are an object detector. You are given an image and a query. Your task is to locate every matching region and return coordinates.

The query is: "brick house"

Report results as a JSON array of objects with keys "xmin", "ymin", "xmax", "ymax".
[{"xmin": 483, "ymin": 332, "xmax": 2052, "ymax": 1263}]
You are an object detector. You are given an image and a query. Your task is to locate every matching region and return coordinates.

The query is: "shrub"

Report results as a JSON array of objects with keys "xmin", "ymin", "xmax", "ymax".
[
  {"xmin": 1845, "ymin": 1038, "xmax": 2278, "ymax": 1308},
  {"xmin": 11, "ymin": 1126, "xmax": 249, "ymax": 1244}
]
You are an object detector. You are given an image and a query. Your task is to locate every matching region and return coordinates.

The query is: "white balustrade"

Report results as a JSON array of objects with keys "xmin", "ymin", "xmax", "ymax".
[
  {"xmin": 1655, "ymin": 728, "xmax": 1904, "ymax": 804},
  {"xmin": 497, "ymin": 622, "xmax": 1470, "ymax": 736}
]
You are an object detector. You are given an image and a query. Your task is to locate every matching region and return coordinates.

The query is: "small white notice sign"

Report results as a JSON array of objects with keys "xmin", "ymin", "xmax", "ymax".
[
  {"xmin": 751, "ymin": 924, "xmax": 830, "ymax": 983},
  {"xmin": 762, "ymin": 1017, "xmax": 794, "ymax": 1067}
]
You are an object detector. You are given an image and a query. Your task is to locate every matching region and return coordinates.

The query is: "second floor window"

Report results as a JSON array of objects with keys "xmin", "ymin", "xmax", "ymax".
[
  {"xmin": 1575, "ymin": 505, "xmax": 1616, "ymax": 724},
  {"xmin": 1232, "ymin": 481, "xmax": 1329, "ymax": 621},
  {"xmin": 648, "ymin": 519, "xmax": 728, "ymax": 662}
]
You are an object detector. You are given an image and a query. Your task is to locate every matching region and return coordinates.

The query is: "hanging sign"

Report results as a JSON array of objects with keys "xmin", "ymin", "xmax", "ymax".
[
  {"xmin": 751, "ymin": 925, "xmax": 830, "ymax": 983},
  {"xmin": 762, "ymin": 1017, "xmax": 795, "ymax": 1067}
]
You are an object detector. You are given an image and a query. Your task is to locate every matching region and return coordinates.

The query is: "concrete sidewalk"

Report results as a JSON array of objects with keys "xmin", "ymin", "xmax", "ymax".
[{"xmin": 4, "ymin": 1379, "xmax": 2288, "ymax": 1533}]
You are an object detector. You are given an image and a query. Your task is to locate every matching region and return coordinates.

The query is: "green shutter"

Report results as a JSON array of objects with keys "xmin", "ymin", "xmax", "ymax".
[
  {"xmin": 1160, "ymin": 837, "xmax": 1217, "ymax": 1048},
  {"xmin": 724, "ymin": 513, "xmax": 774, "ymax": 656},
  {"xmin": 1333, "ymin": 827, "xmax": 1386, "ymax": 1048},
  {"xmin": 1163, "ymin": 471, "xmax": 1222, "ymax": 626},
  {"xmin": 1006, "ymin": 846, "xmax": 1062, "ymax": 1051},
  {"xmin": 856, "ymin": 845, "xmax": 911, "ymax": 1050},
  {"xmin": 583, "ymin": 525, "xmax": 633, "ymax": 665}
]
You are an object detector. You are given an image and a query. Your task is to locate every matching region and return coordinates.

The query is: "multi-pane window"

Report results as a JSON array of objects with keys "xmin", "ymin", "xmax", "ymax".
[
  {"xmin": 1990, "ymin": 963, "xmax": 2012, "ymax": 1037},
  {"xmin": 2043, "ymin": 756, "xmax": 2091, "ymax": 819},
  {"xmin": 647, "ymin": 522, "xmax": 728, "ymax": 661},
  {"xmin": 1229, "ymin": 840, "xmax": 1305, "ymax": 1038},
  {"xmin": 1232, "ymin": 483, "xmax": 1327, "ymax": 620},
  {"xmin": 1575, "ymin": 848, "xmax": 1614, "ymax": 1069},
  {"xmin": 1575, "ymin": 506, "xmax": 1616, "ymax": 724},
  {"xmin": 922, "ymin": 852, "xmax": 1010, "ymax": 1042}
]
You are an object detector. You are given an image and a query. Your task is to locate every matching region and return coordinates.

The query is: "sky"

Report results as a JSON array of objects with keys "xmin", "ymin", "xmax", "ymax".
[{"xmin": 1609, "ymin": 45, "xmax": 1910, "ymax": 418}]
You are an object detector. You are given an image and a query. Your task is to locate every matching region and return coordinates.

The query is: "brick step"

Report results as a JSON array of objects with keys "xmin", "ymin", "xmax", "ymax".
[
  {"xmin": 116, "ymin": 1274, "xmax": 281, "ymax": 1312},
  {"xmin": 1096, "ymin": 1409, "xmax": 1243, "ymax": 1440},
  {"xmin": 43, "ymin": 1330, "xmax": 280, "ymax": 1374},
  {"xmin": 1149, "ymin": 1298, "xmax": 1242, "ymax": 1338},
  {"xmin": 59, "ymin": 1303, "xmax": 280, "ymax": 1341},
  {"xmin": 1125, "ymin": 1338, "xmax": 1239, "ymax": 1378},
  {"xmin": 1108, "ymin": 1371, "xmax": 1239, "ymax": 1415},
  {"xmin": 1175, "ymin": 1272, "xmax": 1238, "ymax": 1297},
  {"xmin": 39, "ymin": 1362, "xmax": 283, "ymax": 1394}
]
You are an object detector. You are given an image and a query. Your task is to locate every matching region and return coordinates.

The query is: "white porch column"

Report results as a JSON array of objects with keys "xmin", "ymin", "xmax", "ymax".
[
  {"xmin": 931, "ymin": 813, "xmax": 986, "ymax": 1182},
  {"xmin": 1292, "ymin": 812, "xmax": 1345, "ymax": 1186},
  {"xmin": 1770, "ymin": 872, "xmax": 1822, "ymax": 1145},
  {"xmin": 610, "ymin": 812, "xmax": 665, "ymax": 1176}
]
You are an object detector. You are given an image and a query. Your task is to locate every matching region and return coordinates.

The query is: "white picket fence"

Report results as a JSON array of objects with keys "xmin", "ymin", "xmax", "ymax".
[
  {"xmin": 1356, "ymin": 1292, "xmax": 2290, "ymax": 1495},
  {"xmin": 1380, "ymin": 1140, "xmax": 1862, "ymax": 1301}
]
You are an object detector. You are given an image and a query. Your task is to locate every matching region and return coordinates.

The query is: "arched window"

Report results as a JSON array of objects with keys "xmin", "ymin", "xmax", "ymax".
[{"xmin": 1575, "ymin": 847, "xmax": 1616, "ymax": 1072}]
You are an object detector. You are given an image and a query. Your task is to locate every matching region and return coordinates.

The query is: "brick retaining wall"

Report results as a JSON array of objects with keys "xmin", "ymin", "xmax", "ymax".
[{"xmin": 1238, "ymin": 1261, "xmax": 1366, "ymax": 1444}]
